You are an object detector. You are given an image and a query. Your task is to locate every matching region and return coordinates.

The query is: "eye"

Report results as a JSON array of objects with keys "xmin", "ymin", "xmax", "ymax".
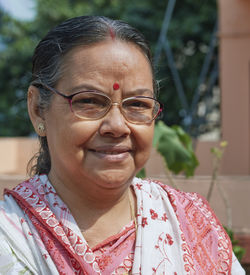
[
  {"xmin": 76, "ymin": 97, "xmax": 99, "ymax": 105},
  {"xmin": 123, "ymin": 98, "xmax": 153, "ymax": 110},
  {"xmin": 72, "ymin": 92, "xmax": 108, "ymax": 108}
]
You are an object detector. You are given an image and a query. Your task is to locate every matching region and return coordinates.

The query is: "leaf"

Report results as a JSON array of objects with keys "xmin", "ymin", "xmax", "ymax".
[
  {"xmin": 211, "ymin": 147, "xmax": 223, "ymax": 159},
  {"xmin": 233, "ymin": 245, "xmax": 246, "ymax": 262},
  {"xmin": 220, "ymin": 141, "xmax": 228, "ymax": 148},
  {"xmin": 153, "ymin": 121, "xmax": 199, "ymax": 177}
]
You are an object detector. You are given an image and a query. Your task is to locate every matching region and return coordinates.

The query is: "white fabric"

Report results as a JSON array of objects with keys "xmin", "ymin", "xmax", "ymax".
[
  {"xmin": 0, "ymin": 175, "xmax": 245, "ymax": 274},
  {"xmin": 132, "ymin": 178, "xmax": 187, "ymax": 274}
]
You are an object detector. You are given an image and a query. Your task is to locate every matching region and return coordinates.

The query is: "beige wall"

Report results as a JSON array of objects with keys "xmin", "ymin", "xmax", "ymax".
[
  {"xmin": 218, "ymin": 0, "xmax": 250, "ymax": 175},
  {"xmin": 0, "ymin": 137, "xmax": 38, "ymax": 175}
]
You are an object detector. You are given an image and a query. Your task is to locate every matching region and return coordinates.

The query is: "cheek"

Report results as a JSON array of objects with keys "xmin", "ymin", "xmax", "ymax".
[
  {"xmin": 133, "ymin": 125, "xmax": 154, "ymax": 165},
  {"xmin": 46, "ymin": 119, "xmax": 99, "ymax": 159}
]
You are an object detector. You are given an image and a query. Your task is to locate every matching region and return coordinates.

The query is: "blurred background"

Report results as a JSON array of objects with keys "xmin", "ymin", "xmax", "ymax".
[{"xmin": 0, "ymin": 0, "xmax": 250, "ymax": 271}]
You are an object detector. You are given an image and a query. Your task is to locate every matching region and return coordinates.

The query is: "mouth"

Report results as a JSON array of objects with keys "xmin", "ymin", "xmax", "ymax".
[
  {"xmin": 88, "ymin": 146, "xmax": 132, "ymax": 162},
  {"xmin": 89, "ymin": 145, "xmax": 132, "ymax": 153},
  {"xmin": 90, "ymin": 150, "xmax": 127, "ymax": 154}
]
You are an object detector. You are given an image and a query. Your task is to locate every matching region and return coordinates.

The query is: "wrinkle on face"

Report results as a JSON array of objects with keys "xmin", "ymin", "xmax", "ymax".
[
  {"xmin": 45, "ymin": 40, "xmax": 155, "ymax": 194},
  {"xmin": 58, "ymin": 41, "xmax": 153, "ymax": 97}
]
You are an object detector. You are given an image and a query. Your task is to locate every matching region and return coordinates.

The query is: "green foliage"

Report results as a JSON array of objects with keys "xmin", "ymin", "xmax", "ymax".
[
  {"xmin": 136, "ymin": 167, "xmax": 146, "ymax": 179},
  {"xmin": 156, "ymin": 0, "xmax": 218, "ymax": 129},
  {"xmin": 224, "ymin": 226, "xmax": 246, "ymax": 262},
  {"xmin": 211, "ymin": 141, "xmax": 228, "ymax": 160},
  {"xmin": 153, "ymin": 121, "xmax": 199, "ymax": 177}
]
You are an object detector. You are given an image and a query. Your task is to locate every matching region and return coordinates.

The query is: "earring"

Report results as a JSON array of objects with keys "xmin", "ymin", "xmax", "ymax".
[{"xmin": 38, "ymin": 123, "xmax": 45, "ymax": 133}]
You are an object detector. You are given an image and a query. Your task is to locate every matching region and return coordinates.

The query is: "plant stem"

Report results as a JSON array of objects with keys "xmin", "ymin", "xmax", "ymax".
[
  {"xmin": 216, "ymin": 180, "xmax": 232, "ymax": 229},
  {"xmin": 207, "ymin": 145, "xmax": 232, "ymax": 229},
  {"xmin": 163, "ymin": 158, "xmax": 179, "ymax": 189},
  {"xmin": 206, "ymin": 158, "xmax": 218, "ymax": 202}
]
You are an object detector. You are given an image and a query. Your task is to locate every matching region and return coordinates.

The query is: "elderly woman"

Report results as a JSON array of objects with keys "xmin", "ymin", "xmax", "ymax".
[{"xmin": 0, "ymin": 16, "xmax": 245, "ymax": 274}]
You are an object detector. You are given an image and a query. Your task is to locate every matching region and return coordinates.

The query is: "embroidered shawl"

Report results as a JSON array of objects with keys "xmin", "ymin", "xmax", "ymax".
[{"xmin": 0, "ymin": 175, "xmax": 245, "ymax": 274}]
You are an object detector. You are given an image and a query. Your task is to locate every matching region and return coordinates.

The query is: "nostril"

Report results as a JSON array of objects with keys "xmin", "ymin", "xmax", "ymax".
[
  {"xmin": 99, "ymin": 113, "xmax": 131, "ymax": 138},
  {"xmin": 101, "ymin": 131, "xmax": 129, "ymax": 138}
]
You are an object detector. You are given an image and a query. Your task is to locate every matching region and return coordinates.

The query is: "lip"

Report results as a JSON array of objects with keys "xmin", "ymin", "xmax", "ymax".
[{"xmin": 88, "ymin": 145, "xmax": 132, "ymax": 162}]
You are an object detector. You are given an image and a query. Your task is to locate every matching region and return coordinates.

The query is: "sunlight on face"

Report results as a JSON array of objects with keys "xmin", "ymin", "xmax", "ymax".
[{"xmin": 45, "ymin": 40, "xmax": 155, "ymax": 191}]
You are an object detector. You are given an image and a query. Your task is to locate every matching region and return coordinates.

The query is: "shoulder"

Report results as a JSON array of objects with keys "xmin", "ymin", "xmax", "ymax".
[
  {"xmin": 133, "ymin": 177, "xmax": 227, "ymax": 232},
  {"xmin": 133, "ymin": 177, "xmax": 213, "ymax": 209},
  {"xmin": 132, "ymin": 177, "xmax": 215, "ymax": 224},
  {"xmin": 0, "ymin": 176, "xmax": 40, "ymax": 243},
  {"xmin": 0, "ymin": 192, "xmax": 28, "ymax": 242},
  {"xmin": 0, "ymin": 196, "xmax": 35, "ymax": 274},
  {"xmin": 0, "ymin": 175, "xmax": 39, "ymax": 218},
  {"xmin": 0, "ymin": 232, "xmax": 33, "ymax": 275},
  {"xmin": 133, "ymin": 177, "xmax": 204, "ymax": 205},
  {"xmin": 134, "ymin": 178, "xmax": 234, "ymax": 272},
  {"xmin": 0, "ymin": 176, "xmax": 47, "ymax": 274}
]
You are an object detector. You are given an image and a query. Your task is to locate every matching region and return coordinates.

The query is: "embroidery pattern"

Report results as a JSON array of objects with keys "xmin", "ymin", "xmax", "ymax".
[
  {"xmin": 159, "ymin": 182, "xmax": 232, "ymax": 274},
  {"xmin": 7, "ymin": 178, "xmax": 101, "ymax": 274},
  {"xmin": 5, "ymin": 176, "xmax": 136, "ymax": 274},
  {"xmin": 3, "ymin": 176, "xmax": 233, "ymax": 274}
]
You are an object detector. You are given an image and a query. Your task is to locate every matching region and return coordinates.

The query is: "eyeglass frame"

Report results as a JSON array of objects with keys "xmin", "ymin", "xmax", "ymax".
[{"xmin": 32, "ymin": 81, "xmax": 163, "ymax": 124}]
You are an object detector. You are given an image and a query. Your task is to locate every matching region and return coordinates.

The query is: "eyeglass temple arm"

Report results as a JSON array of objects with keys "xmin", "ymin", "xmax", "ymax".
[{"xmin": 31, "ymin": 80, "xmax": 73, "ymax": 100}]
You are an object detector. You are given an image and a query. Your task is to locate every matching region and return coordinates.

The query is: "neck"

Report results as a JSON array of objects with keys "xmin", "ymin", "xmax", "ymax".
[
  {"xmin": 49, "ymin": 176, "xmax": 132, "ymax": 209},
  {"xmin": 47, "ymin": 170, "xmax": 136, "ymax": 233}
]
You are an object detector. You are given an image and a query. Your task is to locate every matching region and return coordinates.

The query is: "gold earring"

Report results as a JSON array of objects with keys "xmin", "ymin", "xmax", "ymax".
[{"xmin": 38, "ymin": 123, "xmax": 45, "ymax": 133}]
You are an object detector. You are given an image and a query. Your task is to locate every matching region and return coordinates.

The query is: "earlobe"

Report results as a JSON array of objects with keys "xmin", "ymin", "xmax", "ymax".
[{"xmin": 27, "ymin": 85, "xmax": 46, "ymax": 136}]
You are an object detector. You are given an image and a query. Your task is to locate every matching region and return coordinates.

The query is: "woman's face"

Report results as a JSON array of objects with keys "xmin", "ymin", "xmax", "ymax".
[{"xmin": 44, "ymin": 40, "xmax": 155, "ymax": 190}]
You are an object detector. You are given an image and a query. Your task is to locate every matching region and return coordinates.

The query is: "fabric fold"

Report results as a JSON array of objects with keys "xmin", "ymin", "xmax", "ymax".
[{"xmin": 0, "ymin": 175, "xmax": 243, "ymax": 274}]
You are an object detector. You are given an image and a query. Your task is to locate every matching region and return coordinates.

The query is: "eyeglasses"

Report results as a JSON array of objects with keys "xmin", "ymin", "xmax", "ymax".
[{"xmin": 34, "ymin": 82, "xmax": 163, "ymax": 124}]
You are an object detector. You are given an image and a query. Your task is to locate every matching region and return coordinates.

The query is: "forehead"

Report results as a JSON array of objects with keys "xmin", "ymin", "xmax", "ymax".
[{"xmin": 57, "ymin": 40, "xmax": 153, "ymax": 93}]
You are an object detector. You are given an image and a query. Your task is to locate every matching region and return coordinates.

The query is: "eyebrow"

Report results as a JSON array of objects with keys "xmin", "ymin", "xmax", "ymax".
[
  {"xmin": 124, "ymin": 89, "xmax": 154, "ymax": 97},
  {"xmin": 68, "ymin": 84, "xmax": 154, "ymax": 97},
  {"xmin": 69, "ymin": 84, "xmax": 103, "ymax": 93}
]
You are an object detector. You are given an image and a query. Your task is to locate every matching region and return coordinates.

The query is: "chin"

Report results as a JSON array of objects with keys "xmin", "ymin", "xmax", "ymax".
[{"xmin": 95, "ymin": 170, "xmax": 135, "ymax": 189}]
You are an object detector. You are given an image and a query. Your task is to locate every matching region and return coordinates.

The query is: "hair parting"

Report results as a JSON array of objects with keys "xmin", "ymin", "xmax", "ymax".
[{"xmin": 108, "ymin": 26, "xmax": 116, "ymax": 40}]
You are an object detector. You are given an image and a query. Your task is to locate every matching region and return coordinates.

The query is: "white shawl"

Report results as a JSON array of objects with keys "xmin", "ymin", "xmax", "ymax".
[{"xmin": 0, "ymin": 175, "xmax": 245, "ymax": 274}]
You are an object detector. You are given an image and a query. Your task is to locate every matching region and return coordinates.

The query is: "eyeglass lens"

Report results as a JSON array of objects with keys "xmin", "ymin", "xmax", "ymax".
[{"xmin": 71, "ymin": 92, "xmax": 160, "ymax": 123}]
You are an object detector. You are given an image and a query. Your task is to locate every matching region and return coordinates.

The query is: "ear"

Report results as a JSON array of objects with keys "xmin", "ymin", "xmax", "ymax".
[{"xmin": 27, "ymin": 85, "xmax": 46, "ymax": 137}]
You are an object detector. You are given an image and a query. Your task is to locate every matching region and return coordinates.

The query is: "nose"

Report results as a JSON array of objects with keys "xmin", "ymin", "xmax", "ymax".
[{"xmin": 99, "ymin": 104, "xmax": 131, "ymax": 138}]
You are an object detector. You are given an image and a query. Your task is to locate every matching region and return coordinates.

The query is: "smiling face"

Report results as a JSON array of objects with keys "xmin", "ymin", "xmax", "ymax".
[{"xmin": 41, "ymin": 40, "xmax": 155, "ymax": 191}]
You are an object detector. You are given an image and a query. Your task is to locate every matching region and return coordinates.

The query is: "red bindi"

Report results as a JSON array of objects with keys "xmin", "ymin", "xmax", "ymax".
[
  {"xmin": 113, "ymin": 83, "xmax": 120, "ymax": 90},
  {"xmin": 108, "ymin": 27, "xmax": 116, "ymax": 40}
]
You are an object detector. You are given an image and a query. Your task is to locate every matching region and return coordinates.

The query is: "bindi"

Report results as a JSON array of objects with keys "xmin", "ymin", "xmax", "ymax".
[
  {"xmin": 113, "ymin": 83, "xmax": 120, "ymax": 90},
  {"xmin": 108, "ymin": 26, "xmax": 116, "ymax": 40}
]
